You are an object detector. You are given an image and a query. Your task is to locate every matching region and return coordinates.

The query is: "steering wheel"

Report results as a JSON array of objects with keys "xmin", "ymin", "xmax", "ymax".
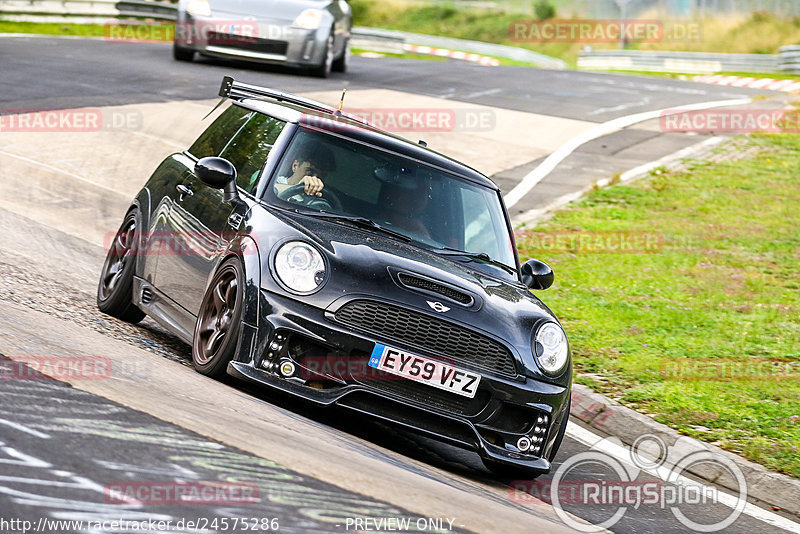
[{"xmin": 277, "ymin": 183, "xmax": 343, "ymax": 212}]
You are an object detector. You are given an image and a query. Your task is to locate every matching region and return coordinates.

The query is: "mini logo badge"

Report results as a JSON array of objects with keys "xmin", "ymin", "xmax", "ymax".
[{"xmin": 427, "ymin": 301, "xmax": 450, "ymax": 313}]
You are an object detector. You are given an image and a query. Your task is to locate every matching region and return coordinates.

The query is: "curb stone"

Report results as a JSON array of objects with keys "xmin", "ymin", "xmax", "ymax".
[
  {"xmin": 352, "ymin": 27, "xmax": 568, "ymax": 69},
  {"xmin": 570, "ymin": 383, "xmax": 800, "ymax": 518}
]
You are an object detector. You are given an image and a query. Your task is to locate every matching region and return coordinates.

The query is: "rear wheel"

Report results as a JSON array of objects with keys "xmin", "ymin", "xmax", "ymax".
[
  {"xmin": 97, "ymin": 209, "xmax": 146, "ymax": 323},
  {"xmin": 192, "ymin": 257, "xmax": 244, "ymax": 378}
]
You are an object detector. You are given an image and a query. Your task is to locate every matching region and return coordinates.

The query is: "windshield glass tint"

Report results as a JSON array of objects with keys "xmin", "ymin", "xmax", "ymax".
[{"xmin": 266, "ymin": 128, "xmax": 516, "ymax": 270}]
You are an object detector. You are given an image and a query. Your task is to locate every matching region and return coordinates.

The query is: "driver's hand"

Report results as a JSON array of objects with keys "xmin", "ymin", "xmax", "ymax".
[{"xmin": 301, "ymin": 175, "xmax": 324, "ymax": 197}]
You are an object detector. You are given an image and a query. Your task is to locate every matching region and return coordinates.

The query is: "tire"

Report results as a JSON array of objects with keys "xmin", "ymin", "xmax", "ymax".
[
  {"xmin": 332, "ymin": 38, "xmax": 349, "ymax": 73},
  {"xmin": 173, "ymin": 43, "xmax": 195, "ymax": 62},
  {"xmin": 191, "ymin": 257, "xmax": 244, "ymax": 378},
  {"xmin": 310, "ymin": 31, "xmax": 334, "ymax": 78},
  {"xmin": 97, "ymin": 209, "xmax": 146, "ymax": 323}
]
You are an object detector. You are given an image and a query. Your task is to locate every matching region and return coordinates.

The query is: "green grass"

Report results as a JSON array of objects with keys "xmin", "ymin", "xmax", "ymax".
[
  {"xmin": 350, "ymin": 0, "xmax": 582, "ymax": 65},
  {"xmin": 0, "ymin": 20, "xmax": 172, "ymax": 40},
  {"xmin": 7, "ymin": 8, "xmax": 800, "ymax": 73},
  {"xmin": 515, "ymin": 134, "xmax": 800, "ymax": 477},
  {"xmin": 0, "ymin": 20, "xmax": 110, "ymax": 37},
  {"xmin": 350, "ymin": 1, "xmax": 800, "ymax": 68},
  {"xmin": 0, "ymin": 19, "xmax": 535, "ymax": 66}
]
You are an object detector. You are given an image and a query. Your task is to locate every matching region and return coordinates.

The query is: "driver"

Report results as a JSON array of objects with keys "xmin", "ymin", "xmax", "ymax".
[{"xmin": 274, "ymin": 143, "xmax": 335, "ymax": 197}]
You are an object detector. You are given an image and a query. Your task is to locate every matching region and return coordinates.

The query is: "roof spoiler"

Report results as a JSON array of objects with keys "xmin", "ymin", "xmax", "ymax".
[
  {"xmin": 218, "ymin": 75, "xmax": 337, "ymax": 115},
  {"xmin": 217, "ymin": 76, "xmax": 378, "ymax": 129}
]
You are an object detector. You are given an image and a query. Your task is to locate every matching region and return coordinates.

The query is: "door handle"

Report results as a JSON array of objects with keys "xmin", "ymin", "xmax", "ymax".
[{"xmin": 176, "ymin": 184, "xmax": 193, "ymax": 201}]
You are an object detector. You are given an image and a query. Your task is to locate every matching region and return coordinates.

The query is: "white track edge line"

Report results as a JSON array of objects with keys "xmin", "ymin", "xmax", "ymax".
[{"xmin": 503, "ymin": 97, "xmax": 752, "ymax": 208}]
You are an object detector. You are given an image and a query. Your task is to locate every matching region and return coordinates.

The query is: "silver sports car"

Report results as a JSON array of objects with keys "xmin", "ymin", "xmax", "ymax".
[{"xmin": 173, "ymin": 0, "xmax": 351, "ymax": 77}]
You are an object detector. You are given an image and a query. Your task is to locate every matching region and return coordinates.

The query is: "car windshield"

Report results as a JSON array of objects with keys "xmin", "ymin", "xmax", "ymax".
[{"xmin": 265, "ymin": 127, "xmax": 517, "ymax": 274}]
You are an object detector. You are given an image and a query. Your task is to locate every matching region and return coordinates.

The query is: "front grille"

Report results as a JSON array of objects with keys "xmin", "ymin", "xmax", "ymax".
[
  {"xmin": 206, "ymin": 33, "xmax": 288, "ymax": 55},
  {"xmin": 356, "ymin": 374, "xmax": 490, "ymax": 416},
  {"xmin": 397, "ymin": 272, "xmax": 474, "ymax": 306},
  {"xmin": 334, "ymin": 300, "xmax": 517, "ymax": 377}
]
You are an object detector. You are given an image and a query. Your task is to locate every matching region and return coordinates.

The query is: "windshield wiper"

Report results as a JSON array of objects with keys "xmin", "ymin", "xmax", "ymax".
[
  {"xmin": 305, "ymin": 211, "xmax": 412, "ymax": 242},
  {"xmin": 432, "ymin": 247, "xmax": 517, "ymax": 275}
]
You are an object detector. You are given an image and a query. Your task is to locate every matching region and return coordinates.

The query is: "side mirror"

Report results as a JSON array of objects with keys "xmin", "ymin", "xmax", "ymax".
[
  {"xmin": 521, "ymin": 258, "xmax": 554, "ymax": 290},
  {"xmin": 195, "ymin": 157, "xmax": 240, "ymax": 203}
]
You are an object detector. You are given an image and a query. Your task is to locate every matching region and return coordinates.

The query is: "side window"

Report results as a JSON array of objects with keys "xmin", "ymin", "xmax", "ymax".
[
  {"xmin": 188, "ymin": 104, "xmax": 252, "ymax": 159},
  {"xmin": 220, "ymin": 114, "xmax": 287, "ymax": 194},
  {"xmin": 461, "ymin": 187, "xmax": 494, "ymax": 254}
]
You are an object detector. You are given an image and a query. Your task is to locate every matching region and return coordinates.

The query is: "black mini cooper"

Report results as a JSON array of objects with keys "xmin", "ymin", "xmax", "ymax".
[{"xmin": 98, "ymin": 76, "xmax": 572, "ymax": 474}]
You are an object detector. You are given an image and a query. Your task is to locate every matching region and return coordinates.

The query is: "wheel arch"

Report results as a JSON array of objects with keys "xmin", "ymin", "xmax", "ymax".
[
  {"xmin": 130, "ymin": 188, "xmax": 152, "ymax": 278},
  {"xmin": 220, "ymin": 235, "xmax": 261, "ymax": 326}
]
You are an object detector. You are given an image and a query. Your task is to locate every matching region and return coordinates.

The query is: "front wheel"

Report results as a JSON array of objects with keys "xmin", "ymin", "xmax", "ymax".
[
  {"xmin": 310, "ymin": 31, "xmax": 334, "ymax": 78},
  {"xmin": 192, "ymin": 257, "xmax": 244, "ymax": 378},
  {"xmin": 332, "ymin": 38, "xmax": 350, "ymax": 73}
]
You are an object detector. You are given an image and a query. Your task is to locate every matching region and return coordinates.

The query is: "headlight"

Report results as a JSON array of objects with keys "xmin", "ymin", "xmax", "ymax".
[
  {"xmin": 533, "ymin": 322, "xmax": 569, "ymax": 375},
  {"xmin": 274, "ymin": 241, "xmax": 326, "ymax": 293},
  {"xmin": 292, "ymin": 9, "xmax": 324, "ymax": 29},
  {"xmin": 186, "ymin": 0, "xmax": 211, "ymax": 16}
]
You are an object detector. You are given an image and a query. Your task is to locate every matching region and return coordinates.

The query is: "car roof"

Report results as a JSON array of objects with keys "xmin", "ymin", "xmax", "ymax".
[{"xmin": 235, "ymin": 98, "xmax": 499, "ymax": 191}]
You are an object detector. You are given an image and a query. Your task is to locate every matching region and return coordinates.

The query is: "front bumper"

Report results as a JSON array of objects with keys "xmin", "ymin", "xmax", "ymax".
[
  {"xmin": 176, "ymin": 15, "xmax": 328, "ymax": 67},
  {"xmin": 230, "ymin": 289, "xmax": 571, "ymax": 472}
]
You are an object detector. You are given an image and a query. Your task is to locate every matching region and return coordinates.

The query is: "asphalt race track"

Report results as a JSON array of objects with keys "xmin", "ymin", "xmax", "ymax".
[{"xmin": 0, "ymin": 35, "xmax": 797, "ymax": 534}]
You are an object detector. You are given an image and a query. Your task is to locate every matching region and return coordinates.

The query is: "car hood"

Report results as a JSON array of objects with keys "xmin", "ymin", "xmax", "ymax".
[
  {"xmin": 251, "ymin": 207, "xmax": 560, "ymax": 375},
  {"xmin": 210, "ymin": 0, "xmax": 328, "ymax": 19}
]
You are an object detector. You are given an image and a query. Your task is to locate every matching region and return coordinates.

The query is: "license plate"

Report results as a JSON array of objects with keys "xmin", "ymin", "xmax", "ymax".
[{"xmin": 368, "ymin": 343, "xmax": 481, "ymax": 398}]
